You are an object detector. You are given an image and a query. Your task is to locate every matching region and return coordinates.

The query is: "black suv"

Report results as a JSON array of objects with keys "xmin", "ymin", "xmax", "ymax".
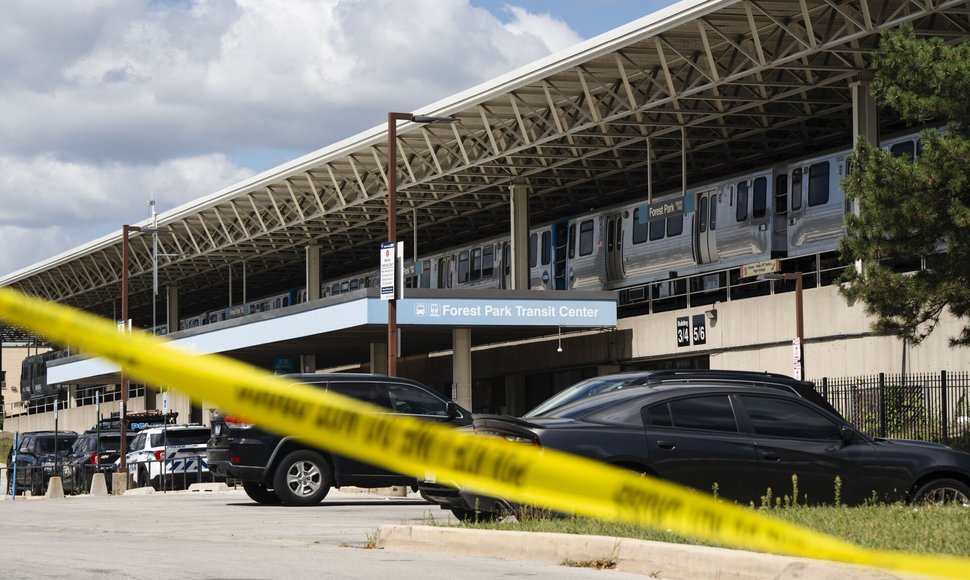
[
  {"xmin": 6, "ymin": 431, "xmax": 79, "ymax": 496},
  {"xmin": 62, "ymin": 431, "xmax": 132, "ymax": 495},
  {"xmin": 207, "ymin": 373, "xmax": 471, "ymax": 505}
]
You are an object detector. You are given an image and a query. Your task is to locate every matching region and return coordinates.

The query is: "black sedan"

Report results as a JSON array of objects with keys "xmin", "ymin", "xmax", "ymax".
[
  {"xmin": 61, "ymin": 431, "xmax": 132, "ymax": 495},
  {"xmin": 460, "ymin": 384, "xmax": 970, "ymax": 514}
]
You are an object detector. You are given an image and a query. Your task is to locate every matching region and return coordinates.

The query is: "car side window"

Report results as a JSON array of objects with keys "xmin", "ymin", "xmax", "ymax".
[
  {"xmin": 328, "ymin": 381, "xmax": 391, "ymax": 410},
  {"xmin": 740, "ymin": 395, "xmax": 842, "ymax": 440},
  {"xmin": 666, "ymin": 395, "xmax": 738, "ymax": 432},
  {"xmin": 383, "ymin": 383, "xmax": 447, "ymax": 417},
  {"xmin": 130, "ymin": 433, "xmax": 146, "ymax": 451}
]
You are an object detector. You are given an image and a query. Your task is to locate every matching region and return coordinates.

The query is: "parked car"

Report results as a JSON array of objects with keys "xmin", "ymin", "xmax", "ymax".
[
  {"xmin": 5, "ymin": 431, "xmax": 79, "ymax": 496},
  {"xmin": 207, "ymin": 373, "xmax": 472, "ymax": 506},
  {"xmin": 420, "ymin": 369, "xmax": 836, "ymax": 520},
  {"xmin": 123, "ymin": 425, "xmax": 212, "ymax": 490},
  {"xmin": 61, "ymin": 431, "xmax": 132, "ymax": 495},
  {"xmin": 458, "ymin": 383, "xmax": 970, "ymax": 517}
]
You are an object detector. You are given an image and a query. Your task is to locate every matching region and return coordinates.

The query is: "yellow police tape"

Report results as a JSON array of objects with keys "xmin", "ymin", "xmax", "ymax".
[{"xmin": 0, "ymin": 286, "xmax": 965, "ymax": 578}]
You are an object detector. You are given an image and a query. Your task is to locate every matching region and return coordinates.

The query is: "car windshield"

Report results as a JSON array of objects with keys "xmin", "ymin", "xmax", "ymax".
[
  {"xmin": 533, "ymin": 387, "xmax": 655, "ymax": 420},
  {"xmin": 36, "ymin": 436, "xmax": 77, "ymax": 453},
  {"xmin": 149, "ymin": 429, "xmax": 209, "ymax": 447},
  {"xmin": 524, "ymin": 376, "xmax": 644, "ymax": 417}
]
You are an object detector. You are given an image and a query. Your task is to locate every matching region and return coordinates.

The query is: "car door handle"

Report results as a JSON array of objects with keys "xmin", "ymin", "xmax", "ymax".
[
  {"xmin": 656, "ymin": 440, "xmax": 675, "ymax": 450},
  {"xmin": 762, "ymin": 452, "xmax": 781, "ymax": 461}
]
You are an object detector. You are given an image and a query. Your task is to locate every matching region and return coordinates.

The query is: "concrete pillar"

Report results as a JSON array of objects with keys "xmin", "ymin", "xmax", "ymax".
[
  {"xmin": 166, "ymin": 284, "xmax": 179, "ymax": 332},
  {"xmin": 300, "ymin": 355, "xmax": 316, "ymax": 374},
  {"xmin": 851, "ymin": 74, "xmax": 878, "ymax": 149},
  {"xmin": 851, "ymin": 76, "xmax": 878, "ymax": 275},
  {"xmin": 370, "ymin": 343, "xmax": 388, "ymax": 375},
  {"xmin": 510, "ymin": 182, "xmax": 530, "ymax": 290},
  {"xmin": 306, "ymin": 244, "xmax": 321, "ymax": 301},
  {"xmin": 452, "ymin": 328, "xmax": 472, "ymax": 410},
  {"xmin": 504, "ymin": 374, "xmax": 525, "ymax": 416}
]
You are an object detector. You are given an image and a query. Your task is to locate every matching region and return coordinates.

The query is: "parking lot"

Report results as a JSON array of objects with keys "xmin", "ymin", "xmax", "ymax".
[{"xmin": 0, "ymin": 487, "xmax": 654, "ymax": 580}]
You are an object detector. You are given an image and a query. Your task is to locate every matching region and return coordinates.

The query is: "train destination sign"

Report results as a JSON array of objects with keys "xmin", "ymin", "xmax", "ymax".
[{"xmin": 638, "ymin": 198, "xmax": 685, "ymax": 223}]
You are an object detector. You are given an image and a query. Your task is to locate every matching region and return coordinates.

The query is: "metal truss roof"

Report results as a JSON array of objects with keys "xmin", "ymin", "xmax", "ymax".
[{"xmin": 3, "ymin": 0, "xmax": 970, "ymax": 325}]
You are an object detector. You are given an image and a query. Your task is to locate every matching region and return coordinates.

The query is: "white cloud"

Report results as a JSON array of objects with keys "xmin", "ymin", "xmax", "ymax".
[{"xmin": 0, "ymin": 0, "xmax": 583, "ymax": 276}]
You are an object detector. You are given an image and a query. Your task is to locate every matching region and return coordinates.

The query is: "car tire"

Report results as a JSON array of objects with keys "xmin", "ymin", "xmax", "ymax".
[
  {"xmin": 912, "ymin": 478, "xmax": 970, "ymax": 506},
  {"xmin": 30, "ymin": 477, "xmax": 43, "ymax": 497},
  {"xmin": 272, "ymin": 450, "xmax": 332, "ymax": 506},
  {"xmin": 449, "ymin": 507, "xmax": 498, "ymax": 523},
  {"xmin": 243, "ymin": 481, "xmax": 281, "ymax": 505},
  {"xmin": 138, "ymin": 466, "xmax": 151, "ymax": 489}
]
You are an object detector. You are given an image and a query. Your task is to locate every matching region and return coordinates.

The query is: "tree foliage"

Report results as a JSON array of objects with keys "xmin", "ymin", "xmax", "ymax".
[{"xmin": 839, "ymin": 25, "xmax": 970, "ymax": 345}]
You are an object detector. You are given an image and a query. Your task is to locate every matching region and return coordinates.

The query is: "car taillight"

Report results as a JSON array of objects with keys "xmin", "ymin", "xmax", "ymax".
[
  {"xmin": 223, "ymin": 415, "xmax": 255, "ymax": 429},
  {"xmin": 88, "ymin": 453, "xmax": 99, "ymax": 465},
  {"xmin": 153, "ymin": 450, "xmax": 165, "ymax": 461}
]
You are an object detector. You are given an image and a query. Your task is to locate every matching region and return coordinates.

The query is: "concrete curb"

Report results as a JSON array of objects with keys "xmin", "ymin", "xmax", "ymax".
[{"xmin": 376, "ymin": 525, "xmax": 925, "ymax": 580}]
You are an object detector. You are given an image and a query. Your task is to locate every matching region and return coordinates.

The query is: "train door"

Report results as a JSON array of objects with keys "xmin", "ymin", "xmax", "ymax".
[
  {"xmin": 694, "ymin": 188, "xmax": 719, "ymax": 264},
  {"xmin": 604, "ymin": 212, "xmax": 624, "ymax": 282},
  {"xmin": 552, "ymin": 220, "xmax": 569, "ymax": 290},
  {"xmin": 500, "ymin": 242, "xmax": 512, "ymax": 289},
  {"xmin": 772, "ymin": 168, "xmax": 789, "ymax": 256},
  {"xmin": 437, "ymin": 255, "xmax": 455, "ymax": 289}
]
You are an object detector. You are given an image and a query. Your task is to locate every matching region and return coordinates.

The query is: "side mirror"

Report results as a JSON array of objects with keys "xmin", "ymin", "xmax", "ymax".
[
  {"xmin": 840, "ymin": 425, "xmax": 854, "ymax": 444},
  {"xmin": 446, "ymin": 401, "xmax": 458, "ymax": 420}
]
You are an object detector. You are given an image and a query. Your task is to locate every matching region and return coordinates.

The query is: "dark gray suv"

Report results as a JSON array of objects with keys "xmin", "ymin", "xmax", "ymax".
[
  {"xmin": 207, "ymin": 373, "xmax": 471, "ymax": 505},
  {"xmin": 6, "ymin": 430, "xmax": 79, "ymax": 496}
]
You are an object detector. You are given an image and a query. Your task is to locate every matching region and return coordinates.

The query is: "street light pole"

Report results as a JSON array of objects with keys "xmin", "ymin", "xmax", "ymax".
[
  {"xmin": 120, "ymin": 224, "xmax": 142, "ymax": 474},
  {"xmin": 386, "ymin": 112, "xmax": 456, "ymax": 377}
]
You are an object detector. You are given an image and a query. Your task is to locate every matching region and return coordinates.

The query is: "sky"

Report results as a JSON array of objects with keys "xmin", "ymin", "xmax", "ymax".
[{"xmin": 0, "ymin": 0, "xmax": 678, "ymax": 278}]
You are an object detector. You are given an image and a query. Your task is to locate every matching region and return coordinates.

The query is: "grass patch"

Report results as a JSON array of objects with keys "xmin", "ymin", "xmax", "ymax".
[
  {"xmin": 456, "ymin": 503, "xmax": 970, "ymax": 557},
  {"xmin": 0, "ymin": 431, "xmax": 12, "ymax": 463},
  {"xmin": 562, "ymin": 557, "xmax": 616, "ymax": 569}
]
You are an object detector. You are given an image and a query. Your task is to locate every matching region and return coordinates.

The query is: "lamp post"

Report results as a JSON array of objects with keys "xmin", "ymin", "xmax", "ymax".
[
  {"xmin": 762, "ymin": 272, "xmax": 805, "ymax": 379},
  {"xmin": 386, "ymin": 112, "xmax": 456, "ymax": 376},
  {"xmin": 119, "ymin": 224, "xmax": 142, "ymax": 474}
]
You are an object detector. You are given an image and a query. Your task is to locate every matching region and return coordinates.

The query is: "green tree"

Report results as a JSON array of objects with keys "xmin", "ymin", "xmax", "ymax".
[{"xmin": 839, "ymin": 24, "xmax": 970, "ymax": 345}]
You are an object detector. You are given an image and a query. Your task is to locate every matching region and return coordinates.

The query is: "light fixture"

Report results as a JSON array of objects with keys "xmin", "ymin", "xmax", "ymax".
[
  {"xmin": 705, "ymin": 302, "xmax": 718, "ymax": 322},
  {"xmin": 557, "ymin": 326, "xmax": 563, "ymax": 353}
]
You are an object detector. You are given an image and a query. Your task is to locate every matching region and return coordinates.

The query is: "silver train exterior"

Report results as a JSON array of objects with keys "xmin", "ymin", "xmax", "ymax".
[{"xmin": 177, "ymin": 130, "xmax": 924, "ymax": 330}]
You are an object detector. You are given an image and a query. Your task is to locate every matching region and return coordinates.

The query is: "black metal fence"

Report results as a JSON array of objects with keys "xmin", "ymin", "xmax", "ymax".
[{"xmin": 819, "ymin": 371, "xmax": 970, "ymax": 452}]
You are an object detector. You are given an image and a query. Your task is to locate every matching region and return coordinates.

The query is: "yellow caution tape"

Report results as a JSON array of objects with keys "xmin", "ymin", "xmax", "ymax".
[{"xmin": 0, "ymin": 286, "xmax": 965, "ymax": 578}]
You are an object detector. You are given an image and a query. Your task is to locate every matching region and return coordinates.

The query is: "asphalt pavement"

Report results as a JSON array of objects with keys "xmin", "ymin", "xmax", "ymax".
[{"xmin": 0, "ymin": 481, "xmax": 927, "ymax": 580}]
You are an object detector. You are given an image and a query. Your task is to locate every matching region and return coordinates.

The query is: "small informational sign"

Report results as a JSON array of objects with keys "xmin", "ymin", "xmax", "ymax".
[
  {"xmin": 162, "ymin": 392, "xmax": 169, "ymax": 415},
  {"xmin": 380, "ymin": 241, "xmax": 395, "ymax": 301},
  {"xmin": 676, "ymin": 316, "xmax": 690, "ymax": 347},
  {"xmin": 692, "ymin": 314, "xmax": 707, "ymax": 345},
  {"xmin": 792, "ymin": 337, "xmax": 803, "ymax": 380},
  {"xmin": 740, "ymin": 259, "xmax": 781, "ymax": 279}
]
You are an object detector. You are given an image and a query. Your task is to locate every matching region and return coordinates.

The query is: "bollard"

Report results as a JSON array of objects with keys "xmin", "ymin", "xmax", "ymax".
[
  {"xmin": 111, "ymin": 472, "xmax": 129, "ymax": 495},
  {"xmin": 90, "ymin": 473, "xmax": 108, "ymax": 496},
  {"xmin": 46, "ymin": 476, "xmax": 65, "ymax": 499}
]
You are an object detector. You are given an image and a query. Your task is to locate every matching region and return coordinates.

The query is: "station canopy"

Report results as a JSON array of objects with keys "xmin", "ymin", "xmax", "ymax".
[{"xmin": 2, "ymin": 0, "xmax": 969, "ymax": 326}]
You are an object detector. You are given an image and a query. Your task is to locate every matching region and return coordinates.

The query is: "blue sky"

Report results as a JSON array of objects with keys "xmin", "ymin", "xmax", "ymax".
[{"xmin": 0, "ymin": 0, "xmax": 680, "ymax": 276}]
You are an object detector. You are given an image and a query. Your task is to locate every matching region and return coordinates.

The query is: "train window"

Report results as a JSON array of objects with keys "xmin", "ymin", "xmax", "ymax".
[
  {"xmin": 632, "ymin": 207, "xmax": 648, "ymax": 244},
  {"xmin": 482, "ymin": 245, "xmax": 494, "ymax": 277},
  {"xmin": 808, "ymin": 161, "xmax": 830, "ymax": 207},
  {"xmin": 470, "ymin": 247, "xmax": 482, "ymax": 280},
  {"xmin": 666, "ymin": 214, "xmax": 683, "ymax": 237},
  {"xmin": 775, "ymin": 173, "xmax": 788, "ymax": 214},
  {"xmin": 791, "ymin": 168, "xmax": 803, "ymax": 211},
  {"xmin": 649, "ymin": 218, "xmax": 665, "ymax": 241},
  {"xmin": 541, "ymin": 231, "xmax": 551, "ymax": 265},
  {"xmin": 529, "ymin": 234, "xmax": 537, "ymax": 268},
  {"xmin": 420, "ymin": 259, "xmax": 431, "ymax": 288},
  {"xmin": 332, "ymin": 283, "xmax": 340, "ymax": 295},
  {"xmin": 698, "ymin": 197, "xmax": 708, "ymax": 233},
  {"xmin": 890, "ymin": 140, "xmax": 915, "ymax": 161},
  {"xmin": 340, "ymin": 281, "xmax": 349, "ymax": 293},
  {"xmin": 458, "ymin": 251, "xmax": 470, "ymax": 283},
  {"xmin": 566, "ymin": 224, "xmax": 575, "ymax": 259},
  {"xmin": 709, "ymin": 195, "xmax": 717, "ymax": 230},
  {"xmin": 753, "ymin": 177, "xmax": 767, "ymax": 219},
  {"xmin": 350, "ymin": 279, "xmax": 359, "ymax": 291},
  {"xmin": 607, "ymin": 218, "xmax": 615, "ymax": 251},
  {"xmin": 579, "ymin": 219, "xmax": 594, "ymax": 255},
  {"xmin": 736, "ymin": 181, "xmax": 749, "ymax": 222}
]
